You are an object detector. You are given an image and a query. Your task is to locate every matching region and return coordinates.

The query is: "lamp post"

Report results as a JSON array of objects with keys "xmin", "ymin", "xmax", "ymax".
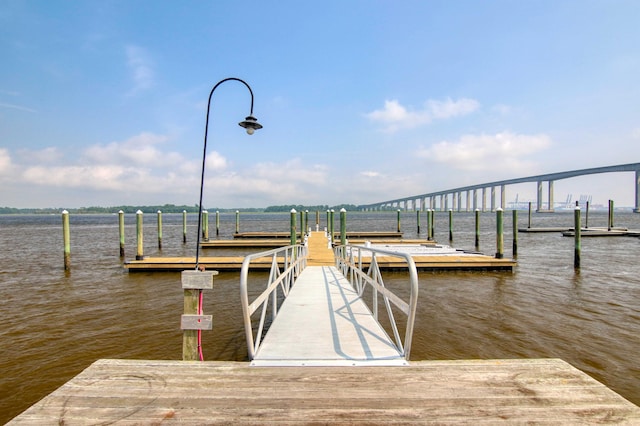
[{"xmin": 195, "ymin": 78, "xmax": 263, "ymax": 269}]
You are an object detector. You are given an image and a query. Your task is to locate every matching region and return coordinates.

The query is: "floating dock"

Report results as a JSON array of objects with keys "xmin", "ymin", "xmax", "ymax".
[
  {"xmin": 10, "ymin": 358, "xmax": 640, "ymax": 424},
  {"xmin": 126, "ymin": 232, "xmax": 514, "ymax": 271}
]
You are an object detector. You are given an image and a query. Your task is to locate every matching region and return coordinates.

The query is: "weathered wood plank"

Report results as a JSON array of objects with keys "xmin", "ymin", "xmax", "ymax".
[{"xmin": 10, "ymin": 359, "xmax": 640, "ymax": 424}]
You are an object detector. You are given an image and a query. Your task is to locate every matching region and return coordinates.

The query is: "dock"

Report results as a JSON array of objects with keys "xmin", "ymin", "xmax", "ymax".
[
  {"xmin": 10, "ymin": 358, "xmax": 640, "ymax": 424},
  {"xmin": 10, "ymin": 232, "xmax": 640, "ymax": 423},
  {"xmin": 125, "ymin": 231, "xmax": 514, "ymax": 271}
]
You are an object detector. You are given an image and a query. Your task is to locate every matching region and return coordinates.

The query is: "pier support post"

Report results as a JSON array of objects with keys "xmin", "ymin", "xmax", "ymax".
[
  {"xmin": 416, "ymin": 210, "xmax": 421, "ymax": 234},
  {"xmin": 203, "ymin": 211, "xmax": 209, "ymax": 241},
  {"xmin": 475, "ymin": 209, "xmax": 480, "ymax": 250},
  {"xmin": 528, "ymin": 202, "xmax": 532, "ymax": 228},
  {"xmin": 426, "ymin": 209, "xmax": 432, "ymax": 241},
  {"xmin": 585, "ymin": 202, "xmax": 590, "ymax": 229},
  {"xmin": 62, "ymin": 210, "xmax": 71, "ymax": 271},
  {"xmin": 574, "ymin": 207, "xmax": 581, "ymax": 269},
  {"xmin": 512, "ymin": 210, "xmax": 518, "ymax": 257},
  {"xmin": 608, "ymin": 200, "xmax": 614, "ymax": 231},
  {"xmin": 430, "ymin": 209, "xmax": 435, "ymax": 240},
  {"xmin": 300, "ymin": 209, "xmax": 304, "ymax": 241},
  {"xmin": 397, "ymin": 209, "xmax": 401, "ymax": 233},
  {"xmin": 215, "ymin": 211, "xmax": 220, "ymax": 236},
  {"xmin": 181, "ymin": 270, "xmax": 215, "ymax": 361},
  {"xmin": 118, "ymin": 210, "xmax": 125, "ymax": 257},
  {"xmin": 495, "ymin": 208, "xmax": 504, "ymax": 259},
  {"xmin": 340, "ymin": 208, "xmax": 347, "ymax": 246},
  {"xmin": 235, "ymin": 210, "xmax": 240, "ymax": 234},
  {"xmin": 316, "ymin": 210, "xmax": 320, "ymax": 231},
  {"xmin": 448, "ymin": 209, "xmax": 453, "ymax": 242},
  {"xmin": 136, "ymin": 210, "xmax": 144, "ymax": 260},
  {"xmin": 157, "ymin": 210, "xmax": 163, "ymax": 249},
  {"xmin": 182, "ymin": 210, "xmax": 187, "ymax": 243},
  {"xmin": 290, "ymin": 209, "xmax": 297, "ymax": 246}
]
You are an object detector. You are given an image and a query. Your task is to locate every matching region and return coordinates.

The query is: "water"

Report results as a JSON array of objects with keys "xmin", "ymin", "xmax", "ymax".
[{"xmin": 1, "ymin": 211, "xmax": 639, "ymax": 422}]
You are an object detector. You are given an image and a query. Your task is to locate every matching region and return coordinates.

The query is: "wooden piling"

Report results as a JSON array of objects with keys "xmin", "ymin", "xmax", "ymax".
[
  {"xmin": 157, "ymin": 210, "xmax": 163, "ymax": 249},
  {"xmin": 512, "ymin": 209, "xmax": 518, "ymax": 257},
  {"xmin": 181, "ymin": 270, "xmax": 215, "ymax": 361},
  {"xmin": 396, "ymin": 209, "xmax": 401, "ymax": 233},
  {"xmin": 62, "ymin": 210, "xmax": 70, "ymax": 270},
  {"xmin": 136, "ymin": 210, "xmax": 144, "ymax": 260},
  {"xmin": 316, "ymin": 210, "xmax": 320, "ymax": 231},
  {"xmin": 430, "ymin": 209, "xmax": 435, "ymax": 241},
  {"xmin": 585, "ymin": 201, "xmax": 589, "ymax": 229},
  {"xmin": 448, "ymin": 209, "xmax": 453, "ymax": 242},
  {"xmin": 340, "ymin": 208, "xmax": 347, "ymax": 246},
  {"xmin": 215, "ymin": 211, "xmax": 220, "ymax": 236},
  {"xmin": 300, "ymin": 209, "xmax": 304, "ymax": 241},
  {"xmin": 118, "ymin": 210, "xmax": 125, "ymax": 257},
  {"xmin": 528, "ymin": 201, "xmax": 532, "ymax": 229},
  {"xmin": 182, "ymin": 210, "xmax": 187, "ymax": 243},
  {"xmin": 236, "ymin": 210, "xmax": 240, "ymax": 234},
  {"xmin": 290, "ymin": 209, "xmax": 297, "ymax": 246},
  {"xmin": 574, "ymin": 206, "xmax": 581, "ymax": 269},
  {"xmin": 608, "ymin": 200, "xmax": 614, "ymax": 231},
  {"xmin": 475, "ymin": 209, "xmax": 480, "ymax": 250},
  {"xmin": 203, "ymin": 211, "xmax": 209, "ymax": 241},
  {"xmin": 495, "ymin": 208, "xmax": 504, "ymax": 259},
  {"xmin": 416, "ymin": 210, "xmax": 421, "ymax": 234}
]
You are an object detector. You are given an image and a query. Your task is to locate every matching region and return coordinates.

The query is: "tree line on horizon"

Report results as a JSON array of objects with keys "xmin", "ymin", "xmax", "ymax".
[{"xmin": 0, "ymin": 203, "xmax": 360, "ymax": 215}]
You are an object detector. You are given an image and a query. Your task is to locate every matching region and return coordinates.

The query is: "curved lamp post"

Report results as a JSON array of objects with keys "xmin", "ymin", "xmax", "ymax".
[{"xmin": 195, "ymin": 78, "xmax": 263, "ymax": 269}]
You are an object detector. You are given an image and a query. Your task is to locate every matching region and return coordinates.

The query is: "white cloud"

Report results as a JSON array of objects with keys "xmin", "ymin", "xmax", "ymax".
[
  {"xmin": 0, "ymin": 148, "xmax": 14, "ymax": 177},
  {"xmin": 418, "ymin": 131, "xmax": 552, "ymax": 174},
  {"xmin": 125, "ymin": 45, "xmax": 154, "ymax": 94},
  {"xmin": 360, "ymin": 171, "xmax": 382, "ymax": 178},
  {"xmin": 365, "ymin": 97, "xmax": 479, "ymax": 132},
  {"xmin": 0, "ymin": 102, "xmax": 36, "ymax": 113}
]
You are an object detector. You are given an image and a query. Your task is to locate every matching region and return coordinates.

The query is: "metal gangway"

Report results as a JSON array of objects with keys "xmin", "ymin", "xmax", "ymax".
[{"xmin": 239, "ymin": 231, "xmax": 419, "ymax": 366}]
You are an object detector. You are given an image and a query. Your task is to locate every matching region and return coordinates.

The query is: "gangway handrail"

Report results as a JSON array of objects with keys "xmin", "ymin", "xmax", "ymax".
[
  {"xmin": 240, "ymin": 244, "xmax": 308, "ymax": 360},
  {"xmin": 334, "ymin": 244, "xmax": 419, "ymax": 359}
]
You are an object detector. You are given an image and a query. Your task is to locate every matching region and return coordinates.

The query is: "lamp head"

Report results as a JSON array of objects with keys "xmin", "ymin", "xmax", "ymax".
[{"xmin": 238, "ymin": 115, "xmax": 263, "ymax": 135}]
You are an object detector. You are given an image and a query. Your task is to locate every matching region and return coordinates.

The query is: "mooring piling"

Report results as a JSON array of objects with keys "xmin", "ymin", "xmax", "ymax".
[
  {"xmin": 182, "ymin": 210, "xmax": 187, "ymax": 243},
  {"xmin": 235, "ymin": 210, "xmax": 240, "ymax": 234},
  {"xmin": 202, "ymin": 211, "xmax": 209, "ymax": 241},
  {"xmin": 512, "ymin": 209, "xmax": 518, "ymax": 257},
  {"xmin": 290, "ymin": 209, "xmax": 297, "ymax": 246},
  {"xmin": 608, "ymin": 200, "xmax": 614, "ymax": 231},
  {"xmin": 340, "ymin": 208, "xmax": 347, "ymax": 246},
  {"xmin": 448, "ymin": 209, "xmax": 453, "ymax": 242},
  {"xmin": 475, "ymin": 209, "xmax": 480, "ymax": 250},
  {"xmin": 136, "ymin": 210, "xmax": 144, "ymax": 260},
  {"xmin": 181, "ymin": 270, "xmax": 215, "ymax": 361},
  {"xmin": 215, "ymin": 211, "xmax": 220, "ymax": 236},
  {"xmin": 62, "ymin": 210, "xmax": 71, "ymax": 270},
  {"xmin": 495, "ymin": 208, "xmax": 504, "ymax": 259},
  {"xmin": 396, "ymin": 209, "xmax": 401, "ymax": 233},
  {"xmin": 574, "ymin": 206, "xmax": 581, "ymax": 269},
  {"xmin": 118, "ymin": 210, "xmax": 125, "ymax": 257},
  {"xmin": 416, "ymin": 210, "xmax": 421, "ymax": 234},
  {"xmin": 157, "ymin": 210, "xmax": 163, "ymax": 249}
]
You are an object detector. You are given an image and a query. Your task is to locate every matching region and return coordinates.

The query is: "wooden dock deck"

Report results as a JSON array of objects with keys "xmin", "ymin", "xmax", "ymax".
[
  {"xmin": 10, "ymin": 358, "xmax": 640, "ymax": 424},
  {"xmin": 125, "ymin": 232, "xmax": 514, "ymax": 271}
]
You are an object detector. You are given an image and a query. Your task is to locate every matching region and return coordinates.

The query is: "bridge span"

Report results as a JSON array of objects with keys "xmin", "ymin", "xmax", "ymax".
[{"xmin": 358, "ymin": 162, "xmax": 640, "ymax": 213}]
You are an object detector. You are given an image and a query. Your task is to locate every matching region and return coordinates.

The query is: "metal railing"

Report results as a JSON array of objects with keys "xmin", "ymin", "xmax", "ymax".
[
  {"xmin": 240, "ymin": 244, "xmax": 307, "ymax": 360},
  {"xmin": 333, "ymin": 244, "xmax": 419, "ymax": 359}
]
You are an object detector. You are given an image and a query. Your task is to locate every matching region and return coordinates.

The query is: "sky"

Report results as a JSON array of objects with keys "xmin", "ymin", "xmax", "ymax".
[{"xmin": 1, "ymin": 1, "xmax": 639, "ymax": 209}]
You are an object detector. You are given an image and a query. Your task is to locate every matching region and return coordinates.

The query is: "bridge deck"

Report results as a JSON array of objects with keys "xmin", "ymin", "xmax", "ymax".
[{"xmin": 251, "ymin": 265, "xmax": 406, "ymax": 366}]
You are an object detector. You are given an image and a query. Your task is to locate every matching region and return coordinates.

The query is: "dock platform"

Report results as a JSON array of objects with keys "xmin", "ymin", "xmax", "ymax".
[
  {"xmin": 126, "ymin": 232, "xmax": 514, "ymax": 271},
  {"xmin": 10, "ymin": 358, "xmax": 640, "ymax": 424}
]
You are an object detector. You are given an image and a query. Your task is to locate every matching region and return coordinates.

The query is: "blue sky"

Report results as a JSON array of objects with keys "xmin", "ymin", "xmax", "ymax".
[{"xmin": 1, "ymin": 1, "xmax": 639, "ymax": 209}]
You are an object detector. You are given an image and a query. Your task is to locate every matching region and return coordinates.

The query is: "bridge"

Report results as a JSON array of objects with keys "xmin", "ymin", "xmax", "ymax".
[{"xmin": 357, "ymin": 162, "xmax": 640, "ymax": 213}]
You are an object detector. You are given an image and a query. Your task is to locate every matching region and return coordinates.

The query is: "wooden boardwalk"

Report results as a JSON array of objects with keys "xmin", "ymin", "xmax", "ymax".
[{"xmin": 10, "ymin": 359, "xmax": 640, "ymax": 424}]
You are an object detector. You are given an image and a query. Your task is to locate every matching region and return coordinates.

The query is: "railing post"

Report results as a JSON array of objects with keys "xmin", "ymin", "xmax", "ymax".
[
  {"xmin": 495, "ymin": 208, "xmax": 504, "ymax": 259},
  {"xmin": 62, "ymin": 210, "xmax": 71, "ymax": 271},
  {"xmin": 136, "ymin": 210, "xmax": 144, "ymax": 260},
  {"xmin": 181, "ymin": 270, "xmax": 215, "ymax": 361},
  {"xmin": 118, "ymin": 210, "xmax": 125, "ymax": 257}
]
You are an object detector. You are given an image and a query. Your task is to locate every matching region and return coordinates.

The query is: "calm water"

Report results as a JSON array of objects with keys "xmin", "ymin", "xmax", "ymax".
[{"xmin": 1, "ymin": 211, "xmax": 639, "ymax": 422}]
